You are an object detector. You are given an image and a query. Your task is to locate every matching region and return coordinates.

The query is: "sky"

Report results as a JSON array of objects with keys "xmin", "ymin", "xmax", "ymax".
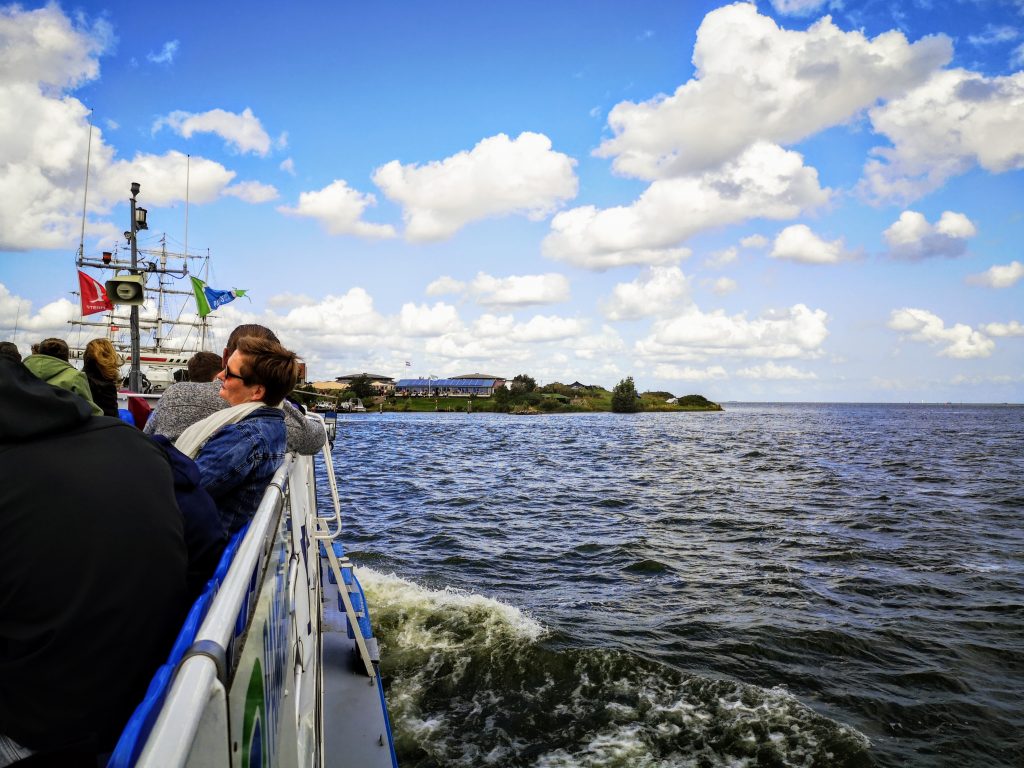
[{"xmin": 1, "ymin": 0, "xmax": 1022, "ymax": 402}]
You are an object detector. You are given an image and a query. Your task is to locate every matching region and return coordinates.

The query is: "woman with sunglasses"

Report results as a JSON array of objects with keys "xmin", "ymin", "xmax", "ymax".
[{"xmin": 174, "ymin": 336, "xmax": 300, "ymax": 534}]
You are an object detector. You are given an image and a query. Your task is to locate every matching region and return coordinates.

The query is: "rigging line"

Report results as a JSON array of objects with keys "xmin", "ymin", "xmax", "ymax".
[
  {"xmin": 78, "ymin": 115, "xmax": 93, "ymax": 260},
  {"xmin": 185, "ymin": 154, "xmax": 190, "ymax": 259}
]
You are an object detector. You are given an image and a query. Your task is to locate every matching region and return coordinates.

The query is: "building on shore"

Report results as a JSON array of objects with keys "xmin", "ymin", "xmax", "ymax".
[
  {"xmin": 395, "ymin": 374, "xmax": 506, "ymax": 397},
  {"xmin": 329, "ymin": 373, "xmax": 396, "ymax": 394}
]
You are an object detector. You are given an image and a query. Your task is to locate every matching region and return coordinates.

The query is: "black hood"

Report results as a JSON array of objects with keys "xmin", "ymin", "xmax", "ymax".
[{"xmin": 0, "ymin": 357, "xmax": 93, "ymax": 443}]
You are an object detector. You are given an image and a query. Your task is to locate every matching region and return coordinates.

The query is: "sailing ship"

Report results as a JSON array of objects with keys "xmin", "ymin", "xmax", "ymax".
[{"xmin": 70, "ymin": 237, "xmax": 216, "ymax": 392}]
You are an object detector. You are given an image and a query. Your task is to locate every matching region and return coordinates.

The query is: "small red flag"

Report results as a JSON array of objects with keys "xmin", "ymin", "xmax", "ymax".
[{"xmin": 78, "ymin": 270, "xmax": 113, "ymax": 316}]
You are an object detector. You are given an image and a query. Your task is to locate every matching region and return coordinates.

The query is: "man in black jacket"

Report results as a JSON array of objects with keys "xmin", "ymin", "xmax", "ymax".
[{"xmin": 0, "ymin": 358, "xmax": 187, "ymax": 766}]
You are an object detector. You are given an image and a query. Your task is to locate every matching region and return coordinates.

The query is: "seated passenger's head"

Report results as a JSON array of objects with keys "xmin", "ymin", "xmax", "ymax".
[
  {"xmin": 187, "ymin": 351, "xmax": 223, "ymax": 383},
  {"xmin": 223, "ymin": 324, "xmax": 279, "ymax": 367},
  {"xmin": 84, "ymin": 338, "xmax": 121, "ymax": 381},
  {"xmin": 0, "ymin": 341, "xmax": 21, "ymax": 363},
  {"xmin": 38, "ymin": 338, "xmax": 70, "ymax": 361},
  {"xmin": 217, "ymin": 336, "xmax": 299, "ymax": 407}
]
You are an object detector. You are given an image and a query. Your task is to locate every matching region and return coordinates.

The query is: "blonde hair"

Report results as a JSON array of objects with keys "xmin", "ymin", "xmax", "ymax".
[{"xmin": 84, "ymin": 338, "xmax": 122, "ymax": 382}]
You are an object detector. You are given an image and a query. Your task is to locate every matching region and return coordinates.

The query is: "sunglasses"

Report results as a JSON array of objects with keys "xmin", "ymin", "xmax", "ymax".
[{"xmin": 223, "ymin": 366, "xmax": 252, "ymax": 386}]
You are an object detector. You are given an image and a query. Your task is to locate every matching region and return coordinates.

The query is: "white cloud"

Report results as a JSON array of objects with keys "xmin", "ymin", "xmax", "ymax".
[
  {"xmin": 278, "ymin": 180, "xmax": 396, "ymax": 239},
  {"xmin": 147, "ymin": 40, "xmax": 179, "ymax": 65},
  {"xmin": 223, "ymin": 180, "xmax": 278, "ymax": 203},
  {"xmin": 771, "ymin": 224, "xmax": 848, "ymax": 264},
  {"xmin": 982, "ymin": 320, "xmax": 1024, "ymax": 337},
  {"xmin": 266, "ymin": 293, "xmax": 316, "ymax": 309},
  {"xmin": 595, "ymin": 3, "xmax": 949, "ymax": 178},
  {"xmin": 372, "ymin": 132, "xmax": 577, "ymax": 241},
  {"xmin": 510, "ymin": 314, "xmax": 585, "ymax": 343},
  {"xmin": 637, "ymin": 303, "xmax": 829, "ymax": 360},
  {"xmin": 708, "ymin": 276, "xmax": 738, "ymax": 295},
  {"xmin": 154, "ymin": 107, "xmax": 272, "ymax": 156},
  {"xmin": 888, "ymin": 307, "xmax": 994, "ymax": 358},
  {"xmin": 469, "ymin": 272, "xmax": 570, "ymax": 308},
  {"xmin": 864, "ymin": 69, "xmax": 1024, "ymax": 201},
  {"xmin": 704, "ymin": 247, "xmax": 738, "ymax": 269},
  {"xmin": 967, "ymin": 260, "xmax": 1024, "ymax": 288},
  {"xmin": 425, "ymin": 276, "xmax": 466, "ymax": 297},
  {"xmin": 652, "ymin": 363, "xmax": 728, "ymax": 380},
  {"xmin": 601, "ymin": 266, "xmax": 689, "ymax": 320},
  {"xmin": 740, "ymin": 234, "xmax": 768, "ymax": 249},
  {"xmin": 770, "ymin": 0, "xmax": 830, "ymax": 15},
  {"xmin": 0, "ymin": 283, "xmax": 76, "ymax": 343},
  {"xmin": 398, "ymin": 302, "xmax": 463, "ymax": 337},
  {"xmin": 1013, "ymin": 43, "xmax": 1024, "ymax": 69},
  {"xmin": 736, "ymin": 361, "xmax": 817, "ymax": 379},
  {"xmin": 0, "ymin": 5, "xmax": 111, "ymax": 90},
  {"xmin": 273, "ymin": 287, "xmax": 385, "ymax": 339},
  {"xmin": 883, "ymin": 210, "xmax": 976, "ymax": 260},
  {"xmin": 968, "ymin": 25, "xmax": 1019, "ymax": 47},
  {"xmin": 544, "ymin": 142, "xmax": 829, "ymax": 270},
  {"xmin": 279, "ymin": 157, "xmax": 296, "ymax": 175}
]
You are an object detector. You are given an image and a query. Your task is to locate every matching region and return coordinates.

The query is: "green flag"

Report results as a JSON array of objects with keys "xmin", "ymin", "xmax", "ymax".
[{"xmin": 191, "ymin": 277, "xmax": 247, "ymax": 318}]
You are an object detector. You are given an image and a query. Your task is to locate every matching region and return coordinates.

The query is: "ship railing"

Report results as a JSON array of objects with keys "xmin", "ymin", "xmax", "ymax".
[{"xmin": 124, "ymin": 452, "xmax": 321, "ymax": 768}]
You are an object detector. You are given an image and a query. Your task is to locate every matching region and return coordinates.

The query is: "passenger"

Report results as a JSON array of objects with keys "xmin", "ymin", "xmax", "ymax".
[
  {"xmin": 0, "ymin": 357, "xmax": 187, "ymax": 766},
  {"xmin": 0, "ymin": 342, "xmax": 21, "ymax": 363},
  {"xmin": 145, "ymin": 325, "xmax": 325, "ymax": 454},
  {"xmin": 22, "ymin": 337, "xmax": 102, "ymax": 416},
  {"xmin": 82, "ymin": 338, "xmax": 121, "ymax": 418},
  {"xmin": 175, "ymin": 336, "xmax": 299, "ymax": 534},
  {"xmin": 185, "ymin": 350, "xmax": 223, "ymax": 382}
]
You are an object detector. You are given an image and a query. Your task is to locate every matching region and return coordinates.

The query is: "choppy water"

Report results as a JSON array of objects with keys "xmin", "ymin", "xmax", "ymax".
[{"xmin": 318, "ymin": 404, "xmax": 1024, "ymax": 767}]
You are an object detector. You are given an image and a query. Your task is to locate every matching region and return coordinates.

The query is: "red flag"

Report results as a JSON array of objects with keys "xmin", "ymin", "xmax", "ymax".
[{"xmin": 78, "ymin": 270, "xmax": 112, "ymax": 316}]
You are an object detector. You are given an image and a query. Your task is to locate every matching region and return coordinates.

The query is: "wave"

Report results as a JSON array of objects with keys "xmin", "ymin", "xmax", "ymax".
[{"xmin": 358, "ymin": 569, "xmax": 872, "ymax": 768}]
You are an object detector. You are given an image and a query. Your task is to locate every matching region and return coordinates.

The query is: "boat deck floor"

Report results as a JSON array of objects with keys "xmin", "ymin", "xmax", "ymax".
[{"xmin": 320, "ymin": 565, "xmax": 394, "ymax": 768}]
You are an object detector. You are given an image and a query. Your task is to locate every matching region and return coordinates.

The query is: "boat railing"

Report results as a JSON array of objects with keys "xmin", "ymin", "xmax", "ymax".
[{"xmin": 128, "ymin": 452, "xmax": 320, "ymax": 767}]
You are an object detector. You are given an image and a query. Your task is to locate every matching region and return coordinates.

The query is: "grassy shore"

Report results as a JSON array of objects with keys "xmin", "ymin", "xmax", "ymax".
[{"xmin": 302, "ymin": 390, "xmax": 722, "ymax": 414}]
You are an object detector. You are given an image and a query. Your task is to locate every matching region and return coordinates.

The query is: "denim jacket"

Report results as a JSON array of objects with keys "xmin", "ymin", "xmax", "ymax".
[{"xmin": 194, "ymin": 406, "xmax": 286, "ymax": 534}]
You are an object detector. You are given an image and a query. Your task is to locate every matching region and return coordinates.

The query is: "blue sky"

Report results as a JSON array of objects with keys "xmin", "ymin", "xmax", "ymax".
[{"xmin": 1, "ymin": 0, "xmax": 1022, "ymax": 401}]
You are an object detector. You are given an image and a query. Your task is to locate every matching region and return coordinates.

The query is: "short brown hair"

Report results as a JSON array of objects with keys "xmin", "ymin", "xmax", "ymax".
[
  {"xmin": 234, "ymin": 336, "xmax": 299, "ymax": 405},
  {"xmin": 38, "ymin": 338, "xmax": 70, "ymax": 361},
  {"xmin": 226, "ymin": 324, "xmax": 279, "ymax": 355},
  {"xmin": 187, "ymin": 351, "xmax": 223, "ymax": 383},
  {"xmin": 0, "ymin": 341, "xmax": 21, "ymax": 363}
]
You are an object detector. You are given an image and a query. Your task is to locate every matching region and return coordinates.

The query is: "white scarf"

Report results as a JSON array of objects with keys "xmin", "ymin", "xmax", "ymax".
[{"xmin": 174, "ymin": 401, "xmax": 265, "ymax": 459}]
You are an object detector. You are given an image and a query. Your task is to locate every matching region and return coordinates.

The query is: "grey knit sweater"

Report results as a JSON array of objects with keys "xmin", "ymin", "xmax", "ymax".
[{"xmin": 143, "ymin": 381, "xmax": 326, "ymax": 455}]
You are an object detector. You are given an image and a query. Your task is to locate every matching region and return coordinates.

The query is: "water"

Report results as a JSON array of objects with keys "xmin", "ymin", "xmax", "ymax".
[{"xmin": 319, "ymin": 404, "xmax": 1024, "ymax": 767}]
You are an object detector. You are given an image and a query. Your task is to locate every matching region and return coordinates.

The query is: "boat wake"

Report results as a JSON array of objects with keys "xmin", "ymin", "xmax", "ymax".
[{"xmin": 358, "ymin": 569, "xmax": 873, "ymax": 768}]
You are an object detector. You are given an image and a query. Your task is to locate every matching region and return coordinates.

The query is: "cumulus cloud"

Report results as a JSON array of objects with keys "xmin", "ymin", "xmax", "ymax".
[
  {"xmin": 465, "ymin": 272, "xmax": 571, "ymax": 309},
  {"xmin": 398, "ymin": 302, "xmax": 463, "ymax": 337},
  {"xmin": 154, "ymin": 107, "xmax": 272, "ymax": 156},
  {"xmin": 266, "ymin": 292, "xmax": 316, "ymax": 309},
  {"xmin": 652, "ymin": 363, "xmax": 728, "ymax": 381},
  {"xmin": 883, "ymin": 210, "xmax": 977, "ymax": 260},
  {"xmin": 888, "ymin": 308, "xmax": 994, "ymax": 358},
  {"xmin": 279, "ymin": 157, "xmax": 296, "ymax": 175},
  {"xmin": 0, "ymin": 283, "xmax": 76, "ymax": 342},
  {"xmin": 966, "ymin": 260, "xmax": 1024, "ymax": 288},
  {"xmin": 771, "ymin": 224, "xmax": 848, "ymax": 264},
  {"xmin": 601, "ymin": 266, "xmax": 689, "ymax": 320},
  {"xmin": 278, "ymin": 180, "xmax": 396, "ymax": 239},
  {"xmin": 544, "ymin": 142, "xmax": 829, "ymax": 270},
  {"xmin": 147, "ymin": 40, "xmax": 179, "ymax": 65},
  {"xmin": 595, "ymin": 3, "xmax": 949, "ymax": 179},
  {"xmin": 0, "ymin": 6, "xmax": 248, "ymax": 251},
  {"xmin": 223, "ymin": 180, "xmax": 278, "ymax": 203},
  {"xmin": 509, "ymin": 314, "xmax": 585, "ymax": 343},
  {"xmin": 982, "ymin": 320, "xmax": 1024, "ymax": 337},
  {"xmin": 864, "ymin": 69, "xmax": 1024, "ymax": 201},
  {"xmin": 637, "ymin": 303, "xmax": 829, "ymax": 361},
  {"xmin": 425, "ymin": 276, "xmax": 466, "ymax": 297},
  {"xmin": 736, "ymin": 361, "xmax": 817, "ymax": 379},
  {"xmin": 372, "ymin": 132, "xmax": 577, "ymax": 241},
  {"xmin": 740, "ymin": 234, "xmax": 769, "ymax": 249}
]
